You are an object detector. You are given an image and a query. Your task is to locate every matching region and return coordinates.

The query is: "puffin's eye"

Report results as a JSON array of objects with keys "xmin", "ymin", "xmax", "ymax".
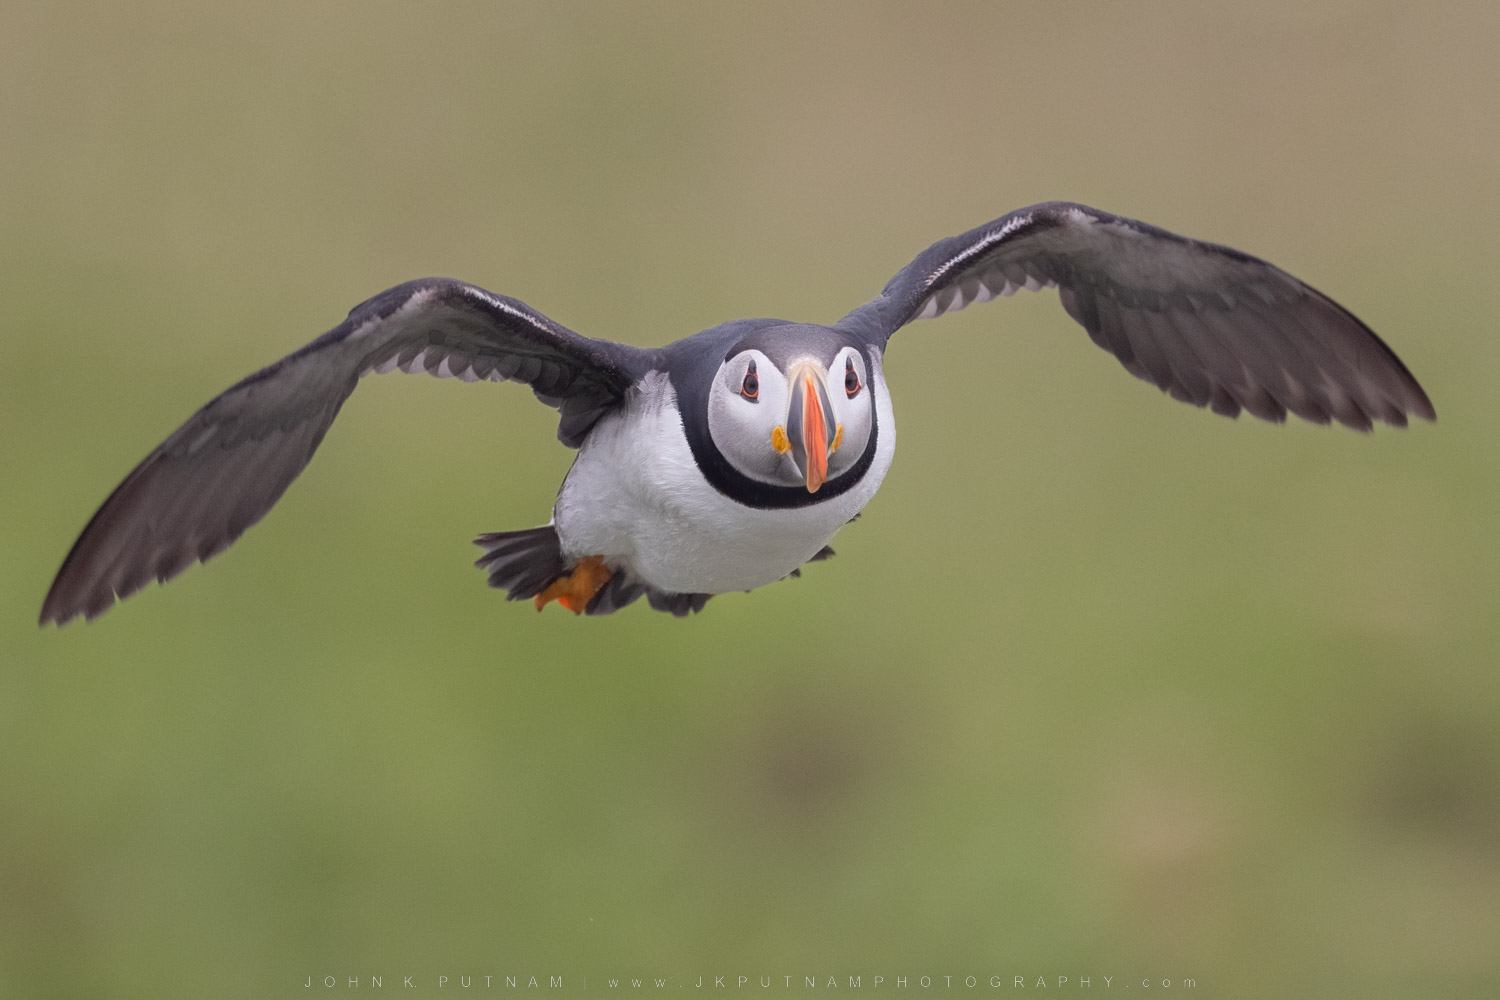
[
  {"xmin": 741, "ymin": 361, "xmax": 759, "ymax": 401},
  {"xmin": 844, "ymin": 357, "xmax": 861, "ymax": 397}
]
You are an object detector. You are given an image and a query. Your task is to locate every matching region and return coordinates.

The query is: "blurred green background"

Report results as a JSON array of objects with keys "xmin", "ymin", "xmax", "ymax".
[{"xmin": 3, "ymin": 2, "xmax": 1498, "ymax": 997}]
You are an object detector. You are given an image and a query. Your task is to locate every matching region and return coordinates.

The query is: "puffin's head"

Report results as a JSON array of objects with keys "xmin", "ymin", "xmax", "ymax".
[{"xmin": 706, "ymin": 327, "xmax": 874, "ymax": 493}]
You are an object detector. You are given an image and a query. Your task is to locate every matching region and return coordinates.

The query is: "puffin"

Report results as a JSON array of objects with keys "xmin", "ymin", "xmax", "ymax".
[{"xmin": 39, "ymin": 202, "xmax": 1435, "ymax": 624}]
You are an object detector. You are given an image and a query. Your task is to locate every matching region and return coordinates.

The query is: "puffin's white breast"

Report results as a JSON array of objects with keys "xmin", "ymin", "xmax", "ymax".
[{"xmin": 553, "ymin": 364, "xmax": 895, "ymax": 595}]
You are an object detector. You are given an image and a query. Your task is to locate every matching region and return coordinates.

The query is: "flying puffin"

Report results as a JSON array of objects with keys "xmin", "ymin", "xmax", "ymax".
[{"xmin": 39, "ymin": 202, "xmax": 1435, "ymax": 624}]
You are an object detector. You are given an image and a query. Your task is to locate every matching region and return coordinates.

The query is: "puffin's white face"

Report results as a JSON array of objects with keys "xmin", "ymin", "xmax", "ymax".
[{"xmin": 706, "ymin": 346, "xmax": 874, "ymax": 492}]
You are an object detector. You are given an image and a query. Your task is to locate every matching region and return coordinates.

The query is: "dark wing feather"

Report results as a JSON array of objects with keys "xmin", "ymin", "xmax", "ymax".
[
  {"xmin": 40, "ymin": 278, "xmax": 654, "ymax": 625},
  {"xmin": 838, "ymin": 202, "xmax": 1435, "ymax": 429}
]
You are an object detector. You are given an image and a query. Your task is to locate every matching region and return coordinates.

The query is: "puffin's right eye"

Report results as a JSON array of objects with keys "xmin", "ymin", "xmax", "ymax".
[{"xmin": 740, "ymin": 362, "xmax": 759, "ymax": 401}]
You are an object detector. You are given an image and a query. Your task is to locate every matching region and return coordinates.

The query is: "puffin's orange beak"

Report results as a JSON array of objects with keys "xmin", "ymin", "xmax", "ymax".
[
  {"xmin": 800, "ymin": 371, "xmax": 828, "ymax": 492},
  {"xmin": 785, "ymin": 362, "xmax": 836, "ymax": 493}
]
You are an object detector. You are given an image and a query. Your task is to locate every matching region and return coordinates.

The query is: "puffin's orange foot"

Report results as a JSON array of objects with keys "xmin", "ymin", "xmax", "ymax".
[{"xmin": 534, "ymin": 556, "xmax": 611, "ymax": 614}]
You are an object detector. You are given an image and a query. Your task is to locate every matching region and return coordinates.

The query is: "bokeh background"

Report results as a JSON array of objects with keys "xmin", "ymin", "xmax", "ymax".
[{"xmin": 3, "ymin": 2, "xmax": 1498, "ymax": 997}]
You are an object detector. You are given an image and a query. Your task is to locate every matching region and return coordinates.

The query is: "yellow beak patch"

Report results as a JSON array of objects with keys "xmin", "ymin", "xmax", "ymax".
[{"xmin": 771, "ymin": 425, "xmax": 791, "ymax": 454}]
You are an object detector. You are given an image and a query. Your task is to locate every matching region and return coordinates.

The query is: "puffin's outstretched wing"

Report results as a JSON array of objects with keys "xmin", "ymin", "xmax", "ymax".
[
  {"xmin": 41, "ymin": 278, "xmax": 653, "ymax": 625},
  {"xmin": 839, "ymin": 201, "xmax": 1435, "ymax": 429}
]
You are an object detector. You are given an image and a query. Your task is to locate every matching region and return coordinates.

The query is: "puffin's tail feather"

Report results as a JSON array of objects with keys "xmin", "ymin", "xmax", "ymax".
[
  {"xmin": 473, "ymin": 525, "xmax": 711, "ymax": 616},
  {"xmin": 474, "ymin": 526, "xmax": 567, "ymax": 601}
]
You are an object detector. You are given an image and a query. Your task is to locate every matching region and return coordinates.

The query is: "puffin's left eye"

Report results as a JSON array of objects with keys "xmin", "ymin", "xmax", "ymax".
[{"xmin": 844, "ymin": 357, "xmax": 861, "ymax": 397}]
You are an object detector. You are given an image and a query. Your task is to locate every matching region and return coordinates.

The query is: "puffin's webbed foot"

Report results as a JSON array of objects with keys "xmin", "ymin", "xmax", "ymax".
[{"xmin": 533, "ymin": 556, "xmax": 612, "ymax": 614}]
